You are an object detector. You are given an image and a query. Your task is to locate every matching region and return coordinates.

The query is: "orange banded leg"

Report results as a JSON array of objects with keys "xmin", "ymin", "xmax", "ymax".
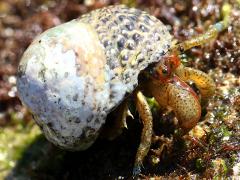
[
  {"xmin": 175, "ymin": 64, "xmax": 216, "ymax": 101},
  {"xmin": 133, "ymin": 91, "xmax": 153, "ymax": 176}
]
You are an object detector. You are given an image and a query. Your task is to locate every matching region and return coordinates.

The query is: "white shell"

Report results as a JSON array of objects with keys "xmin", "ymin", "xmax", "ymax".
[{"xmin": 17, "ymin": 21, "xmax": 121, "ymax": 150}]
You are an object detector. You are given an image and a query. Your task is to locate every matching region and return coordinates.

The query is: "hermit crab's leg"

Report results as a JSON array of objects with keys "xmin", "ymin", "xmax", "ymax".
[
  {"xmin": 171, "ymin": 3, "xmax": 231, "ymax": 53},
  {"xmin": 173, "ymin": 21, "xmax": 227, "ymax": 53},
  {"xmin": 148, "ymin": 76, "xmax": 201, "ymax": 132},
  {"xmin": 133, "ymin": 90, "xmax": 153, "ymax": 176},
  {"xmin": 175, "ymin": 63, "xmax": 216, "ymax": 100},
  {"xmin": 100, "ymin": 101, "xmax": 133, "ymax": 140}
]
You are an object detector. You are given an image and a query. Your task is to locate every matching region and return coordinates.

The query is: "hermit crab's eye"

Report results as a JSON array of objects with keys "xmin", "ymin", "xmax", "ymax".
[
  {"xmin": 178, "ymin": 45, "xmax": 185, "ymax": 53},
  {"xmin": 161, "ymin": 67, "xmax": 169, "ymax": 76},
  {"xmin": 154, "ymin": 65, "xmax": 171, "ymax": 81}
]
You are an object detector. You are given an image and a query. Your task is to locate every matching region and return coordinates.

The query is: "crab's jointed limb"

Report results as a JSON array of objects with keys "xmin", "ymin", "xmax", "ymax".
[
  {"xmin": 171, "ymin": 3, "xmax": 231, "ymax": 56},
  {"xmin": 133, "ymin": 91, "xmax": 153, "ymax": 176},
  {"xmin": 174, "ymin": 21, "xmax": 227, "ymax": 53}
]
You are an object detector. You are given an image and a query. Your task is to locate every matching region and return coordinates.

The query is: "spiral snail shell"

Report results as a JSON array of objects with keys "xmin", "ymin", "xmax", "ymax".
[{"xmin": 17, "ymin": 5, "xmax": 171, "ymax": 150}]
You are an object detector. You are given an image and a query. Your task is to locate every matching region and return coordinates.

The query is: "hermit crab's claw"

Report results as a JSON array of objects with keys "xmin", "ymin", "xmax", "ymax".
[
  {"xmin": 169, "ymin": 76, "xmax": 201, "ymax": 131},
  {"xmin": 148, "ymin": 74, "xmax": 201, "ymax": 132}
]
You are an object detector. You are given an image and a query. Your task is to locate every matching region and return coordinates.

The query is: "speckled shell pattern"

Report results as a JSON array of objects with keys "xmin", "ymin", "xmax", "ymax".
[{"xmin": 17, "ymin": 5, "xmax": 172, "ymax": 150}]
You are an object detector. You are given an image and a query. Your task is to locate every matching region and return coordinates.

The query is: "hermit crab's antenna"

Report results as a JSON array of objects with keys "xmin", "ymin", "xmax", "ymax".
[{"xmin": 171, "ymin": 3, "xmax": 231, "ymax": 54}]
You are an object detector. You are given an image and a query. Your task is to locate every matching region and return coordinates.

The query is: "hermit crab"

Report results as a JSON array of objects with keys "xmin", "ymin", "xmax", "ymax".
[{"xmin": 17, "ymin": 5, "xmax": 229, "ymax": 175}]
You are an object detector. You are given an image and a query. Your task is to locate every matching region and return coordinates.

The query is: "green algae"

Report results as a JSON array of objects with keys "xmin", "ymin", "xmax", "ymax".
[{"xmin": 0, "ymin": 123, "xmax": 41, "ymax": 179}]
